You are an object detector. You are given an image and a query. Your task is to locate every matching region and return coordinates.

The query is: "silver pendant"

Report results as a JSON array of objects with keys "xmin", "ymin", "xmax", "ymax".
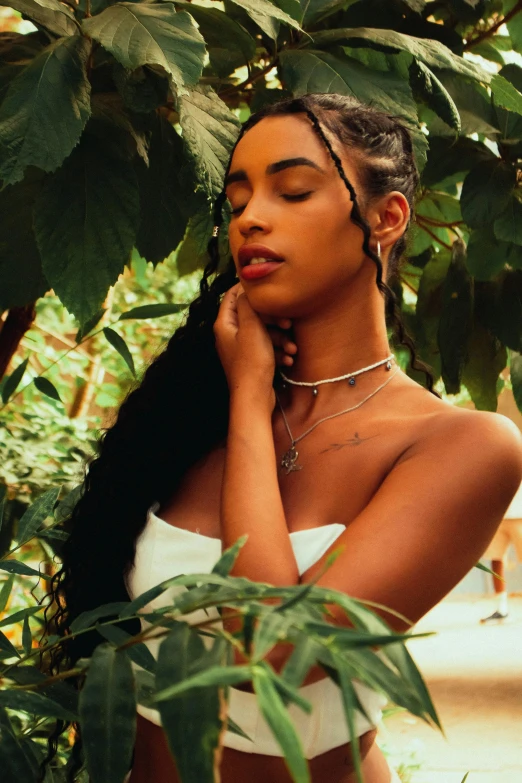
[{"xmin": 281, "ymin": 445, "xmax": 303, "ymax": 474}]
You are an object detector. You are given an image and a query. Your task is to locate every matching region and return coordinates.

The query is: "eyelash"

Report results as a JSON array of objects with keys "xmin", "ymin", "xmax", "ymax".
[{"xmin": 230, "ymin": 191, "xmax": 313, "ymax": 216}]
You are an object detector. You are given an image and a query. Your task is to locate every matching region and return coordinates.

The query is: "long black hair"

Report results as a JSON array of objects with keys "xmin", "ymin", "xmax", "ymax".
[{"xmin": 41, "ymin": 92, "xmax": 438, "ymax": 777}]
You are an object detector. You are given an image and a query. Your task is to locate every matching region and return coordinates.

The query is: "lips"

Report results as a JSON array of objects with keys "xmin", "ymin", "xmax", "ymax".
[{"xmin": 238, "ymin": 244, "xmax": 284, "ymax": 268}]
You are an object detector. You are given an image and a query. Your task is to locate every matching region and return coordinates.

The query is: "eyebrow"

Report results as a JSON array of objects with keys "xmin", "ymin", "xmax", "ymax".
[{"xmin": 225, "ymin": 157, "xmax": 325, "ymax": 187}]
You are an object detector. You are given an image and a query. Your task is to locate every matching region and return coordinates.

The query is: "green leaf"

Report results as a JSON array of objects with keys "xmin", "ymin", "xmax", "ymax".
[
  {"xmin": 0, "ymin": 605, "xmax": 42, "ymax": 629},
  {"xmin": 79, "ymin": 644, "xmax": 136, "ymax": 783},
  {"xmin": 211, "ymin": 534, "xmax": 248, "ymax": 577},
  {"xmin": 309, "ymin": 26, "xmax": 491, "ymax": 83},
  {"xmin": 252, "ymin": 664, "xmax": 310, "ymax": 783},
  {"xmin": 6, "ymin": 0, "xmax": 78, "ymax": 37},
  {"xmin": 410, "ymin": 60, "xmax": 460, "ymax": 132},
  {"xmin": 0, "ymin": 575, "xmax": 14, "ymax": 613},
  {"xmin": 422, "ymin": 136, "xmax": 495, "ymax": 189},
  {"xmin": 33, "ymin": 130, "xmax": 139, "ymax": 328},
  {"xmin": 483, "ymin": 271, "xmax": 522, "ymax": 353},
  {"xmin": 179, "ymin": 85, "xmax": 240, "ymax": 200},
  {"xmin": 494, "ymin": 195, "xmax": 522, "ymax": 246},
  {"xmin": 0, "ymin": 630, "xmax": 20, "ymax": 659},
  {"xmin": 0, "ymin": 560, "xmax": 50, "ymax": 579},
  {"xmin": 103, "ymin": 327, "xmax": 136, "ymax": 377},
  {"xmin": 69, "ymin": 602, "xmax": 130, "ymax": 633},
  {"xmin": 462, "ymin": 323, "xmax": 507, "ymax": 411},
  {"xmin": 1, "ymin": 358, "xmax": 28, "ymax": 405},
  {"xmin": 156, "ymin": 623, "xmax": 222, "ymax": 783},
  {"xmin": 466, "ymin": 227, "xmax": 509, "ymax": 281},
  {"xmin": 252, "ymin": 611, "xmax": 293, "ymax": 661},
  {"xmin": 119, "ymin": 303, "xmax": 188, "ymax": 320},
  {"xmin": 83, "ymin": 6, "xmax": 206, "ymax": 97},
  {"xmin": 510, "ymin": 350, "xmax": 522, "ymax": 413},
  {"xmin": 22, "ymin": 615, "xmax": 32, "ymax": 657},
  {"xmin": 96, "ymin": 624, "xmax": 157, "ymax": 674},
  {"xmin": 279, "ymin": 49, "xmax": 418, "ymax": 125},
  {"xmin": 90, "ymin": 93, "xmax": 150, "ymax": 166},
  {"xmin": 229, "ymin": 0, "xmax": 301, "ymax": 39},
  {"xmin": 175, "ymin": 209, "xmax": 214, "ymax": 277},
  {"xmin": 75, "ymin": 309, "xmax": 106, "ymax": 343},
  {"xmin": 17, "ymin": 487, "xmax": 60, "ymax": 546},
  {"xmin": 460, "ymin": 159, "xmax": 516, "ymax": 229},
  {"xmin": 336, "ymin": 666, "xmax": 363, "ymax": 783},
  {"xmin": 280, "ymin": 634, "xmax": 320, "ymax": 689},
  {"xmin": 0, "ymin": 689, "xmax": 77, "ymax": 720},
  {"xmin": 112, "ymin": 63, "xmax": 169, "ymax": 114},
  {"xmin": 437, "ymin": 239, "xmax": 473, "ymax": 394},
  {"xmin": 0, "ymin": 170, "xmax": 49, "ymax": 312},
  {"xmin": 33, "ymin": 377, "xmax": 62, "ymax": 403},
  {"xmin": 175, "ymin": 2, "xmax": 255, "ymax": 78},
  {"xmin": 135, "ymin": 113, "xmax": 196, "ymax": 265},
  {"xmin": 490, "ymin": 72, "xmax": 522, "ymax": 114},
  {"xmin": 0, "ymin": 715, "xmax": 38, "ymax": 782},
  {"xmin": 154, "ymin": 664, "xmax": 252, "ymax": 702},
  {"xmin": 0, "ymin": 35, "xmax": 91, "ymax": 187}
]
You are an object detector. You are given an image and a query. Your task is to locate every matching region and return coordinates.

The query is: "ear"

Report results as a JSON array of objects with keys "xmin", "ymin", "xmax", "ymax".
[{"xmin": 368, "ymin": 191, "xmax": 410, "ymax": 253}]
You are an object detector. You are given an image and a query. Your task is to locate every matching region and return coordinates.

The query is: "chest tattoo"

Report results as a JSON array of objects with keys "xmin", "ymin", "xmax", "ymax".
[{"xmin": 320, "ymin": 432, "xmax": 378, "ymax": 453}]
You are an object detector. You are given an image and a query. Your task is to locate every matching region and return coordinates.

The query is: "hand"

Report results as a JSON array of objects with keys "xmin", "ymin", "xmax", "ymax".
[
  {"xmin": 213, "ymin": 283, "xmax": 277, "ymax": 407},
  {"xmin": 264, "ymin": 315, "xmax": 298, "ymax": 369}
]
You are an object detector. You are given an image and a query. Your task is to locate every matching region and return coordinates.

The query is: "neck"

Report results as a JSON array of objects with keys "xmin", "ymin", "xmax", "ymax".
[{"xmin": 274, "ymin": 271, "xmax": 393, "ymax": 416}]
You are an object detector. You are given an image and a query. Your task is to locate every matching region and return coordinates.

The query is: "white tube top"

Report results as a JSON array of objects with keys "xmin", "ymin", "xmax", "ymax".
[{"xmin": 124, "ymin": 503, "xmax": 387, "ymax": 759}]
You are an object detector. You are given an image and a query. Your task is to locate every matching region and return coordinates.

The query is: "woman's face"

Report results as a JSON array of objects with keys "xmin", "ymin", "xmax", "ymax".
[{"xmin": 226, "ymin": 114, "xmax": 372, "ymax": 318}]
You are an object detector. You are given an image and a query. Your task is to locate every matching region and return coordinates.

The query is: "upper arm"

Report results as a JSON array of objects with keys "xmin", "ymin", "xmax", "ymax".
[{"xmin": 300, "ymin": 410, "xmax": 522, "ymax": 632}]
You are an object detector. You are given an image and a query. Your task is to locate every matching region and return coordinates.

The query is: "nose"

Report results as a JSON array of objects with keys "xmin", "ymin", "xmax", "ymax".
[{"xmin": 236, "ymin": 197, "xmax": 272, "ymax": 238}]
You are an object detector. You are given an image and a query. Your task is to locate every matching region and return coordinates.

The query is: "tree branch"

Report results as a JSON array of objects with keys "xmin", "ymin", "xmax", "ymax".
[{"xmin": 465, "ymin": 0, "xmax": 522, "ymax": 50}]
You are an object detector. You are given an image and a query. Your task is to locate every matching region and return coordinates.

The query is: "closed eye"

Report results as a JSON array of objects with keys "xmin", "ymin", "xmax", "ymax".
[{"xmin": 230, "ymin": 191, "xmax": 313, "ymax": 216}]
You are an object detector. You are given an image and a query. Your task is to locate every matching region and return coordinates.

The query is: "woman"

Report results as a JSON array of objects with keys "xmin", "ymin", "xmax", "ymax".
[{"xmin": 50, "ymin": 94, "xmax": 522, "ymax": 783}]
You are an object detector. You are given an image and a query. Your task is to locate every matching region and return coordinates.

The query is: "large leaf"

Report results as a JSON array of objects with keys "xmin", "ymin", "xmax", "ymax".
[
  {"xmin": 279, "ymin": 48, "xmax": 418, "ymax": 124},
  {"xmin": 409, "ymin": 60, "xmax": 460, "ymax": 132},
  {"xmin": 135, "ymin": 113, "xmax": 197, "ymax": 265},
  {"xmin": 494, "ymin": 195, "xmax": 522, "ymax": 246},
  {"xmin": 16, "ymin": 487, "xmax": 60, "ymax": 546},
  {"xmin": 175, "ymin": 1, "xmax": 256, "ymax": 78},
  {"xmin": 460, "ymin": 159, "xmax": 516, "ymax": 229},
  {"xmin": 79, "ymin": 643, "xmax": 136, "ymax": 783},
  {"xmin": 0, "ymin": 35, "xmax": 91, "ymax": 186},
  {"xmin": 7, "ymin": 0, "xmax": 78, "ymax": 37},
  {"xmin": 82, "ymin": 6, "xmax": 206, "ymax": 97},
  {"xmin": 466, "ymin": 227, "xmax": 510, "ymax": 281},
  {"xmin": 178, "ymin": 85, "xmax": 240, "ymax": 199},
  {"xmin": 437, "ymin": 239, "xmax": 473, "ymax": 394},
  {"xmin": 229, "ymin": 0, "xmax": 301, "ymax": 39},
  {"xmin": 490, "ymin": 72, "xmax": 522, "ymax": 115},
  {"xmin": 33, "ymin": 129, "xmax": 139, "ymax": 328},
  {"xmin": 462, "ymin": 323, "xmax": 507, "ymax": 411},
  {"xmin": 421, "ymin": 136, "xmax": 495, "ymax": 188},
  {"xmin": 0, "ymin": 169, "xmax": 49, "ymax": 311},
  {"xmin": 482, "ymin": 270, "xmax": 522, "ymax": 353},
  {"xmin": 155, "ymin": 623, "xmax": 223, "ymax": 783},
  {"xmin": 309, "ymin": 26, "xmax": 491, "ymax": 82}
]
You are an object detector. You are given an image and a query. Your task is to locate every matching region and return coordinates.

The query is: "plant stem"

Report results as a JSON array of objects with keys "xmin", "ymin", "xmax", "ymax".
[{"xmin": 465, "ymin": 0, "xmax": 522, "ymax": 49}]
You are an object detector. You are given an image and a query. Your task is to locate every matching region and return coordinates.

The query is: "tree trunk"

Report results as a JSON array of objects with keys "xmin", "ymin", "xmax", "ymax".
[{"xmin": 0, "ymin": 302, "xmax": 37, "ymax": 381}]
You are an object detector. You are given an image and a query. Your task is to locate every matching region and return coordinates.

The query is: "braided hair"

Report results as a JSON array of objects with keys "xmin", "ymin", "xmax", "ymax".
[{"xmin": 41, "ymin": 93, "xmax": 437, "ymax": 778}]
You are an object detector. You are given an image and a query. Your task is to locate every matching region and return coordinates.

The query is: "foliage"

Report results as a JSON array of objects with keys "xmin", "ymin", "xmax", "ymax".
[
  {"xmin": 0, "ymin": 0, "xmax": 522, "ymax": 410},
  {"xmin": 0, "ymin": 488, "xmax": 443, "ymax": 783}
]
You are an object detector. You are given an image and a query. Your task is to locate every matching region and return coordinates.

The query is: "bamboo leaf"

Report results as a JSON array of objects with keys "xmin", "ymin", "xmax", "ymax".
[
  {"xmin": 0, "ymin": 35, "xmax": 91, "ymax": 186},
  {"xmin": 75, "ymin": 309, "xmax": 106, "ymax": 343},
  {"xmin": 156, "ymin": 623, "xmax": 222, "ymax": 783},
  {"xmin": 154, "ymin": 664, "xmax": 252, "ymax": 701},
  {"xmin": 0, "ymin": 605, "xmax": 42, "ymax": 629},
  {"xmin": 96, "ymin": 624, "xmax": 157, "ymax": 674},
  {"xmin": 211, "ymin": 534, "xmax": 248, "ymax": 577},
  {"xmin": 69, "ymin": 602, "xmax": 131, "ymax": 633},
  {"xmin": 0, "ymin": 486, "xmax": 6, "ymax": 536},
  {"xmin": 0, "ymin": 560, "xmax": 50, "ymax": 579},
  {"xmin": 252, "ymin": 611, "xmax": 294, "ymax": 662},
  {"xmin": 79, "ymin": 643, "xmax": 136, "ymax": 783},
  {"xmin": 1, "ymin": 358, "xmax": 28, "ymax": 404},
  {"xmin": 336, "ymin": 667, "xmax": 364, "ymax": 783},
  {"xmin": 0, "ymin": 630, "xmax": 21, "ymax": 659},
  {"xmin": 119, "ymin": 303, "xmax": 188, "ymax": 320},
  {"xmin": 252, "ymin": 664, "xmax": 310, "ymax": 783},
  {"xmin": 0, "ymin": 690, "xmax": 77, "ymax": 721},
  {"xmin": 0, "ymin": 575, "xmax": 14, "ymax": 612},
  {"xmin": 22, "ymin": 615, "xmax": 32, "ymax": 657},
  {"xmin": 0, "ymin": 711, "xmax": 39, "ymax": 782},
  {"xmin": 103, "ymin": 327, "xmax": 136, "ymax": 377},
  {"xmin": 17, "ymin": 487, "xmax": 60, "ymax": 546},
  {"xmin": 33, "ymin": 377, "xmax": 62, "ymax": 403}
]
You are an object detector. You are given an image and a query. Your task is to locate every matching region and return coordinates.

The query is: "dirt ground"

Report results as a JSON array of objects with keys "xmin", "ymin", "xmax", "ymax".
[{"xmin": 378, "ymin": 595, "xmax": 522, "ymax": 783}]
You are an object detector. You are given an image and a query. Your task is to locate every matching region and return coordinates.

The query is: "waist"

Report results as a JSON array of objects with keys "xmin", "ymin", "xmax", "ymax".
[{"xmin": 136, "ymin": 673, "xmax": 386, "ymax": 759}]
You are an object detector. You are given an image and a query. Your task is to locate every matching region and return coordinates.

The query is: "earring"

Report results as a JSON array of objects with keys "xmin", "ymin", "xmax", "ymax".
[{"xmin": 376, "ymin": 240, "xmax": 381, "ymax": 259}]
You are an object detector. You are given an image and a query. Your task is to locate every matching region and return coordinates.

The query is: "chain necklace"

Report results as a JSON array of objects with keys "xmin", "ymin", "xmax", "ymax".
[
  {"xmin": 275, "ymin": 366, "xmax": 400, "ymax": 474},
  {"xmin": 279, "ymin": 354, "xmax": 395, "ymax": 397}
]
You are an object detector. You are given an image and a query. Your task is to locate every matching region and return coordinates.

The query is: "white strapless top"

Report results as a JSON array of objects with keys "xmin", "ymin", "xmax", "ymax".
[{"xmin": 124, "ymin": 503, "xmax": 387, "ymax": 759}]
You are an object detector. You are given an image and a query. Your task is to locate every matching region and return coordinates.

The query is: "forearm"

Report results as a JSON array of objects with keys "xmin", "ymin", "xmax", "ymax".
[{"xmin": 221, "ymin": 387, "xmax": 299, "ymax": 586}]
